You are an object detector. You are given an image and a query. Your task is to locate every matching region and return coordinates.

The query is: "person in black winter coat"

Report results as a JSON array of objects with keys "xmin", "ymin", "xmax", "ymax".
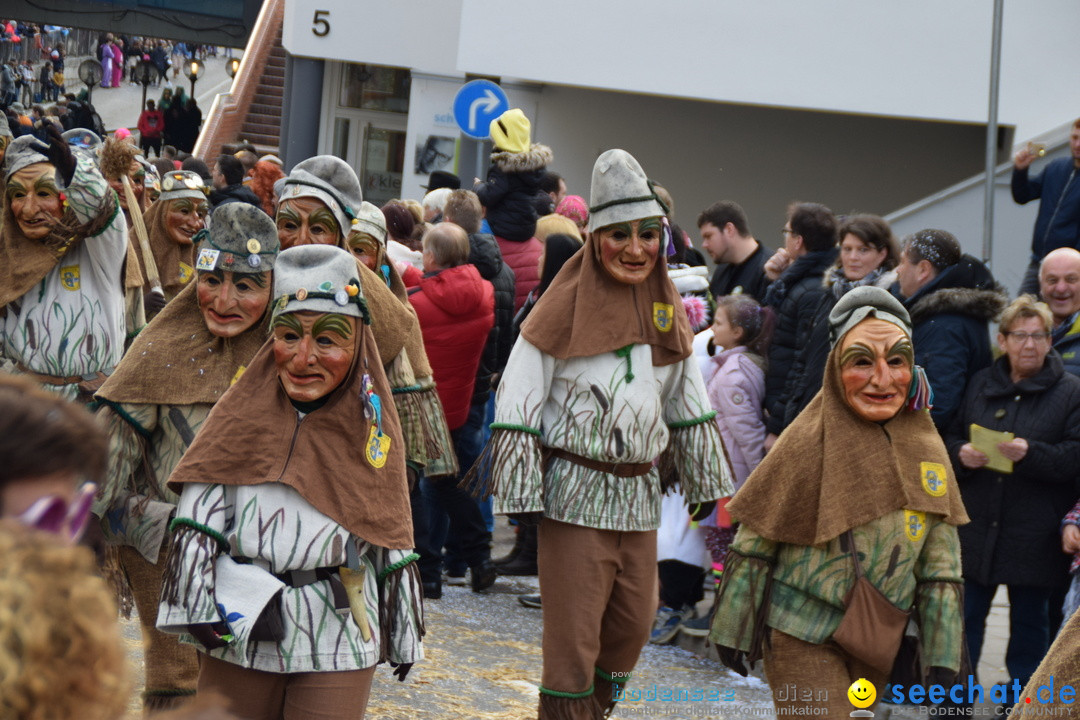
[
  {"xmin": 761, "ymin": 202, "xmax": 838, "ymax": 446},
  {"xmin": 894, "ymin": 230, "xmax": 1010, "ymax": 431},
  {"xmin": 945, "ymin": 295, "xmax": 1080, "ymax": 689},
  {"xmin": 473, "ymin": 108, "xmax": 552, "ymax": 243}
]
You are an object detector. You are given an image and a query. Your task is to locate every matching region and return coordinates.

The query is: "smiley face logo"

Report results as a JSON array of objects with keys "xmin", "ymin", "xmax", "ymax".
[{"xmin": 848, "ymin": 678, "xmax": 876, "ymax": 709}]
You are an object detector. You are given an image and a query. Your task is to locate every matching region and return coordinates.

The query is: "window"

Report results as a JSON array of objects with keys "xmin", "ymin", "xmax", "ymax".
[{"xmin": 339, "ymin": 64, "xmax": 409, "ymax": 113}]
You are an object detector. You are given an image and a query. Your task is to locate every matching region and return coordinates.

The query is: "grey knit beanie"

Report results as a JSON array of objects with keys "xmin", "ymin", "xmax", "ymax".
[
  {"xmin": 195, "ymin": 202, "xmax": 280, "ymax": 275},
  {"xmin": 587, "ymin": 149, "xmax": 668, "ymax": 233},
  {"xmin": 829, "ymin": 286, "xmax": 912, "ymax": 347},
  {"xmin": 352, "ymin": 201, "xmax": 387, "ymax": 246},
  {"xmin": 279, "ymin": 155, "xmax": 361, "ymax": 236},
  {"xmin": 272, "ymin": 244, "xmax": 368, "ymax": 321},
  {"xmin": 4, "ymin": 135, "xmax": 50, "ymax": 181}
]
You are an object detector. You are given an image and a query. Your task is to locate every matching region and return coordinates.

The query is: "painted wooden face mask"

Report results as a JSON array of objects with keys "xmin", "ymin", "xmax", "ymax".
[
  {"xmin": 272, "ymin": 311, "xmax": 357, "ymax": 403},
  {"xmin": 595, "ymin": 216, "xmax": 662, "ymax": 285},
  {"xmin": 6, "ymin": 163, "xmax": 63, "ymax": 241},
  {"xmin": 838, "ymin": 318, "xmax": 913, "ymax": 423}
]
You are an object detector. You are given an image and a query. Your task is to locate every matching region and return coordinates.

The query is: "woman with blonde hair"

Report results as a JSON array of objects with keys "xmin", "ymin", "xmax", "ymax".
[{"xmin": 535, "ymin": 212, "xmax": 582, "ymax": 243}]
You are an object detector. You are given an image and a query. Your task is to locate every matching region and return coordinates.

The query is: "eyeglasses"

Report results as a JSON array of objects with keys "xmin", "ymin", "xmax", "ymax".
[
  {"xmin": 781, "ymin": 228, "xmax": 794, "ymax": 236},
  {"xmin": 17, "ymin": 482, "xmax": 97, "ymax": 542},
  {"xmin": 1005, "ymin": 331, "xmax": 1051, "ymax": 343}
]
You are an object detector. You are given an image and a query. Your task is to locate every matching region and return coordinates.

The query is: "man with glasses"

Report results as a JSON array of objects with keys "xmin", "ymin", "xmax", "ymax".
[{"xmin": 893, "ymin": 229, "xmax": 1009, "ymax": 431}]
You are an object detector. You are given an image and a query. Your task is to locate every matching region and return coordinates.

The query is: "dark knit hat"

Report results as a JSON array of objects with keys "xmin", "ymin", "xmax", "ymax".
[{"xmin": 195, "ymin": 202, "xmax": 280, "ymax": 274}]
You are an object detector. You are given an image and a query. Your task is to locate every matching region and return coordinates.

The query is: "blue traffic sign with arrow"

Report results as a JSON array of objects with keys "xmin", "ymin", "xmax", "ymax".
[{"xmin": 453, "ymin": 80, "xmax": 510, "ymax": 139}]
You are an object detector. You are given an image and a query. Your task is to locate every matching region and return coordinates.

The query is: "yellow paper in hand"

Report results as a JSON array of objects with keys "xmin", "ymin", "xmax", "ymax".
[{"xmin": 970, "ymin": 423, "xmax": 1015, "ymax": 474}]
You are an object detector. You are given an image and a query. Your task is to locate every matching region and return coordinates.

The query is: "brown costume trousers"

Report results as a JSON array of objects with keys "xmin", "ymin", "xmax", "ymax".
[
  {"xmin": 198, "ymin": 654, "xmax": 375, "ymax": 720},
  {"xmin": 538, "ymin": 518, "xmax": 657, "ymax": 720},
  {"xmin": 118, "ymin": 542, "xmax": 199, "ymax": 709},
  {"xmin": 763, "ymin": 629, "xmax": 888, "ymax": 718}
]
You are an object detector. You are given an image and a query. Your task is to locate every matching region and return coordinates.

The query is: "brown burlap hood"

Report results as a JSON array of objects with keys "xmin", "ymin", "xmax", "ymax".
[
  {"xmin": 728, "ymin": 339, "xmax": 968, "ymax": 546},
  {"xmin": 165, "ymin": 319, "xmax": 413, "ymax": 549},
  {"xmin": 0, "ymin": 183, "xmax": 119, "ymax": 309},
  {"xmin": 520, "ymin": 234, "xmax": 692, "ymax": 366},
  {"xmin": 141, "ymin": 199, "xmax": 196, "ymax": 298},
  {"xmin": 97, "ymin": 281, "xmax": 269, "ymax": 406}
]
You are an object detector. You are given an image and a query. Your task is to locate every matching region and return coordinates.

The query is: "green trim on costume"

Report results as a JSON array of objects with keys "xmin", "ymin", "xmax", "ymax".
[
  {"xmin": 392, "ymin": 384, "xmax": 423, "ymax": 394},
  {"xmin": 615, "ymin": 344, "xmax": 635, "ymax": 382},
  {"xmin": 539, "ymin": 685, "xmax": 595, "ymax": 699},
  {"xmin": 126, "ymin": 324, "xmax": 146, "ymax": 341},
  {"xmin": 99, "ymin": 398, "xmax": 153, "ymax": 439},
  {"xmin": 89, "ymin": 201, "xmax": 121, "ymax": 237},
  {"xmin": 490, "ymin": 422, "xmax": 542, "ymax": 437},
  {"xmin": 594, "ymin": 667, "xmax": 628, "ymax": 683},
  {"xmin": 169, "ymin": 517, "xmax": 229, "ymax": 553},
  {"xmin": 378, "ymin": 552, "xmax": 420, "ymax": 582},
  {"xmin": 668, "ymin": 411, "xmax": 718, "ymax": 429}
]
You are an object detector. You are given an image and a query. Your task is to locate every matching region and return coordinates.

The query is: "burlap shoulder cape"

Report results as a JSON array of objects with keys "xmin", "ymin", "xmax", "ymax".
[
  {"xmin": 140, "ymin": 200, "xmax": 195, "ymax": 298},
  {"xmin": 728, "ymin": 344, "xmax": 969, "ymax": 546},
  {"xmin": 520, "ymin": 234, "xmax": 692, "ymax": 366},
  {"xmin": 97, "ymin": 281, "xmax": 269, "ymax": 406},
  {"xmin": 166, "ymin": 321, "xmax": 413, "ymax": 549},
  {"xmin": 0, "ymin": 191, "xmax": 119, "ymax": 309}
]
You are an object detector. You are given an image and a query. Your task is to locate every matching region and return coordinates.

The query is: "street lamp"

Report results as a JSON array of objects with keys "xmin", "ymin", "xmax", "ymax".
[
  {"xmin": 226, "ymin": 57, "xmax": 241, "ymax": 79},
  {"xmin": 135, "ymin": 59, "xmax": 156, "ymax": 110},
  {"xmin": 78, "ymin": 58, "xmax": 103, "ymax": 103},
  {"xmin": 184, "ymin": 59, "xmax": 204, "ymax": 99}
]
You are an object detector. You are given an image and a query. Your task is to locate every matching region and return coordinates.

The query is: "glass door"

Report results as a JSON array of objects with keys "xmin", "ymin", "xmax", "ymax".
[{"xmin": 359, "ymin": 124, "xmax": 406, "ymax": 207}]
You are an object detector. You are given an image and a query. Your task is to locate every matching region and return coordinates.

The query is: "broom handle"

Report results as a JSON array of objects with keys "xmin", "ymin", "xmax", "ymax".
[{"xmin": 120, "ymin": 175, "xmax": 163, "ymax": 295}]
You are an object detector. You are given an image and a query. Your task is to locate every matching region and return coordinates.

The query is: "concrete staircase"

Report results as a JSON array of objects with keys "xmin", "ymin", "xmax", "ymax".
[{"xmin": 235, "ymin": 24, "xmax": 285, "ymax": 155}]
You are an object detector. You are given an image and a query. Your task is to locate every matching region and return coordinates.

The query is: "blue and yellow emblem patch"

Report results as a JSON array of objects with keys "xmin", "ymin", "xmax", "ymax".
[
  {"xmin": 904, "ymin": 510, "xmax": 927, "ymax": 541},
  {"xmin": 920, "ymin": 461, "xmax": 948, "ymax": 497},
  {"xmin": 178, "ymin": 262, "xmax": 194, "ymax": 284},
  {"xmin": 60, "ymin": 265, "xmax": 80, "ymax": 291},
  {"xmin": 652, "ymin": 302, "xmax": 674, "ymax": 332}
]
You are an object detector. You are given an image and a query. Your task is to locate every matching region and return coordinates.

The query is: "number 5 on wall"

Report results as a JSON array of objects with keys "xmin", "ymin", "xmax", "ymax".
[{"xmin": 312, "ymin": 10, "xmax": 330, "ymax": 37}]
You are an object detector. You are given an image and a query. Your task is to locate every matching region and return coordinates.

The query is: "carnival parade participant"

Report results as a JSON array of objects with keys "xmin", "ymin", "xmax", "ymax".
[
  {"xmin": 473, "ymin": 149, "xmax": 732, "ymax": 718},
  {"xmin": 276, "ymin": 158, "xmax": 458, "ymax": 526},
  {"xmin": 0, "ymin": 127, "xmax": 126, "ymax": 403},
  {"xmin": 710, "ymin": 286, "xmax": 969, "ymax": 717},
  {"xmin": 157, "ymin": 244, "xmax": 423, "ymax": 719},
  {"xmin": 141, "ymin": 169, "xmax": 209, "ymax": 305},
  {"xmin": 93, "ymin": 203, "xmax": 280, "ymax": 711}
]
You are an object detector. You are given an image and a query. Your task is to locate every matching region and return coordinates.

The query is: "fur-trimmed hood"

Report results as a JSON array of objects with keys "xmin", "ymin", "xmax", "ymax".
[
  {"xmin": 491, "ymin": 144, "xmax": 553, "ymax": 173},
  {"xmin": 905, "ymin": 255, "xmax": 1009, "ymax": 326}
]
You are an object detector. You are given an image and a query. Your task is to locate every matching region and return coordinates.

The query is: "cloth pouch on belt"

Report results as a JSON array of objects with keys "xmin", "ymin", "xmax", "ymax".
[
  {"xmin": 207, "ymin": 555, "xmax": 286, "ymax": 653},
  {"xmin": 831, "ymin": 529, "xmax": 910, "ymax": 675},
  {"xmin": 100, "ymin": 492, "xmax": 175, "ymax": 563}
]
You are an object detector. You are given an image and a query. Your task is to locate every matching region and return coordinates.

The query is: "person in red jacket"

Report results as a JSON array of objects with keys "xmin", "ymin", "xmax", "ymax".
[
  {"xmin": 409, "ymin": 222, "xmax": 497, "ymax": 594},
  {"xmin": 136, "ymin": 99, "xmax": 165, "ymax": 158}
]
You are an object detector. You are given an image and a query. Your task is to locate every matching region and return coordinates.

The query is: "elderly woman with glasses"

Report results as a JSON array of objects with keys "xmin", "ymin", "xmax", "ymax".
[{"xmin": 945, "ymin": 294, "xmax": 1080, "ymax": 691}]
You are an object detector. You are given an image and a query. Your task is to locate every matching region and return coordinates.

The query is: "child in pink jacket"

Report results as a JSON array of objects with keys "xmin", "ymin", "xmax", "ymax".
[{"xmin": 702, "ymin": 294, "xmax": 773, "ymax": 583}]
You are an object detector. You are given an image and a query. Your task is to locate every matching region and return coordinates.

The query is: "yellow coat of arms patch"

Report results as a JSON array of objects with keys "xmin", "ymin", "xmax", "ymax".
[
  {"xmin": 652, "ymin": 302, "xmax": 674, "ymax": 332},
  {"xmin": 904, "ymin": 510, "xmax": 927, "ymax": 541},
  {"xmin": 920, "ymin": 461, "xmax": 948, "ymax": 497},
  {"xmin": 60, "ymin": 265, "xmax": 80, "ymax": 291}
]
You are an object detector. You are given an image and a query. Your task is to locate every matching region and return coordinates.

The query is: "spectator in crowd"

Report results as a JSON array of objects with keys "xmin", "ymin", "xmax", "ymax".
[
  {"xmin": 99, "ymin": 33, "xmax": 115, "ymax": 88},
  {"xmin": 17, "ymin": 59, "xmax": 32, "ymax": 105},
  {"xmin": 698, "ymin": 200, "xmax": 771, "ymax": 302},
  {"xmin": 893, "ymin": 229, "xmax": 1009, "ymax": 431},
  {"xmin": 1012, "ymin": 119, "xmax": 1080, "ymax": 294},
  {"xmin": 539, "ymin": 170, "xmax": 566, "ymax": 215},
  {"xmin": 1039, "ymin": 247, "xmax": 1080, "ymax": 377},
  {"xmin": 762, "ymin": 202, "xmax": 838, "ymax": 450},
  {"xmin": 0, "ymin": 521, "xmax": 130, "ymax": 720},
  {"xmin": 555, "ymin": 194, "xmax": 588, "ymax": 238},
  {"xmin": 248, "ymin": 158, "xmax": 284, "ymax": 217},
  {"xmin": 137, "ymin": 98, "xmax": 165, "ymax": 158},
  {"xmin": 381, "ymin": 200, "xmax": 421, "ymax": 267},
  {"xmin": 1, "ymin": 60, "xmax": 17, "ymax": 108},
  {"xmin": 474, "ymin": 108, "xmax": 550, "ymax": 310},
  {"xmin": 946, "ymin": 295, "xmax": 1080, "ymax": 690},
  {"xmin": 209, "ymin": 154, "xmax": 261, "ymax": 211},
  {"xmin": 535, "ymin": 212, "xmax": 582, "ymax": 243},
  {"xmin": 409, "ymin": 222, "xmax": 497, "ymax": 594},
  {"xmin": 37, "ymin": 59, "xmax": 52, "ymax": 102},
  {"xmin": 422, "ymin": 186, "xmax": 452, "ymax": 223}
]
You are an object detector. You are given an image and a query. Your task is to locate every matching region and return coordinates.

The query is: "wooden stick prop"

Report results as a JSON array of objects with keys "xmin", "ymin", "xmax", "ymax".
[{"xmin": 120, "ymin": 174, "xmax": 163, "ymax": 297}]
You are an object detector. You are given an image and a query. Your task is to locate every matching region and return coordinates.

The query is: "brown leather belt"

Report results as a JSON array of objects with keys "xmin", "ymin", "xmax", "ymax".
[
  {"xmin": 545, "ymin": 447, "xmax": 653, "ymax": 478},
  {"xmin": 17, "ymin": 363, "xmax": 110, "ymax": 402}
]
